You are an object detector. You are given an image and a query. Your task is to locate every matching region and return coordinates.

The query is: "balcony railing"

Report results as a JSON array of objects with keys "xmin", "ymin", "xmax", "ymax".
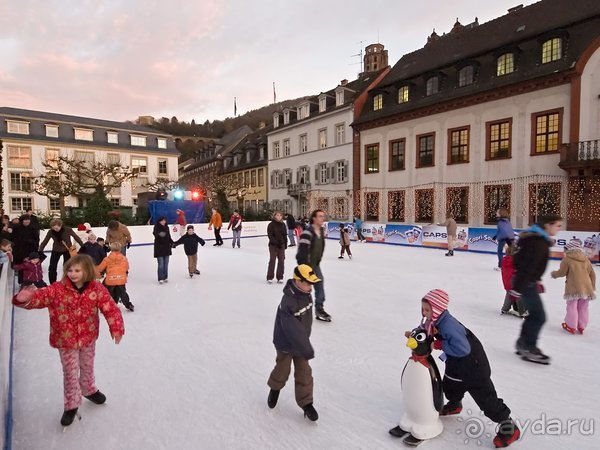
[
  {"xmin": 287, "ymin": 183, "xmax": 311, "ymax": 196},
  {"xmin": 560, "ymin": 140, "xmax": 600, "ymax": 166}
]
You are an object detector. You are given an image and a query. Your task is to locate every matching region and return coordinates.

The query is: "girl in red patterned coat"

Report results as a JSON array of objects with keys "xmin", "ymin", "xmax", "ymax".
[{"xmin": 13, "ymin": 254, "xmax": 125, "ymax": 427}]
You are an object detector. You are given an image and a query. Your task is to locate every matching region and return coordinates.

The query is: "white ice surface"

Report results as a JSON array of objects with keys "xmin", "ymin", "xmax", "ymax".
[{"xmin": 11, "ymin": 237, "xmax": 600, "ymax": 449}]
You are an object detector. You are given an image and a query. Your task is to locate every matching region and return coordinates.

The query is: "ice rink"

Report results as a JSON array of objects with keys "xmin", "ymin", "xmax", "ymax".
[{"xmin": 11, "ymin": 235, "xmax": 600, "ymax": 449}]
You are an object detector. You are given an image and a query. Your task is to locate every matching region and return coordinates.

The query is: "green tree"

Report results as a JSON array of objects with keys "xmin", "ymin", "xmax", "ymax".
[{"xmin": 84, "ymin": 193, "xmax": 114, "ymax": 226}]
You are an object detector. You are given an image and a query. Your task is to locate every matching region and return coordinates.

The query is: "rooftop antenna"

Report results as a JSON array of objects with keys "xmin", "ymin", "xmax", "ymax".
[{"xmin": 350, "ymin": 40, "xmax": 364, "ymax": 75}]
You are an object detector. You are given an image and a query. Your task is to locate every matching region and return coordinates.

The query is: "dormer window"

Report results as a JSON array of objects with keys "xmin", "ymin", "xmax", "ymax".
[
  {"xmin": 157, "ymin": 137, "xmax": 167, "ymax": 149},
  {"xmin": 373, "ymin": 94, "xmax": 383, "ymax": 111},
  {"xmin": 259, "ymin": 146, "xmax": 265, "ymax": 160},
  {"xmin": 45, "ymin": 124, "xmax": 59, "ymax": 138},
  {"xmin": 426, "ymin": 77, "xmax": 439, "ymax": 96},
  {"xmin": 6, "ymin": 120, "xmax": 29, "ymax": 135},
  {"xmin": 296, "ymin": 106, "xmax": 303, "ymax": 120},
  {"xmin": 74, "ymin": 128, "xmax": 93, "ymax": 141},
  {"xmin": 107, "ymin": 131, "xmax": 118, "ymax": 144},
  {"xmin": 130, "ymin": 135, "xmax": 147, "ymax": 147},
  {"xmin": 246, "ymin": 151, "xmax": 251, "ymax": 163},
  {"xmin": 273, "ymin": 113, "xmax": 280, "ymax": 128},
  {"xmin": 497, "ymin": 53, "xmax": 514, "ymax": 76},
  {"xmin": 283, "ymin": 110, "xmax": 290, "ymax": 125},
  {"xmin": 336, "ymin": 90, "xmax": 344, "ymax": 106},
  {"xmin": 319, "ymin": 96, "xmax": 327, "ymax": 112},
  {"xmin": 458, "ymin": 66, "xmax": 474, "ymax": 87},
  {"xmin": 542, "ymin": 38, "xmax": 562, "ymax": 63},
  {"xmin": 398, "ymin": 86, "xmax": 409, "ymax": 103}
]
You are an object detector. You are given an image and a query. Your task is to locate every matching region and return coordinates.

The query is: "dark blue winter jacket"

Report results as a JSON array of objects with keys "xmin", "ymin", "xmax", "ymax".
[
  {"xmin": 273, "ymin": 279, "xmax": 314, "ymax": 360},
  {"xmin": 78, "ymin": 242, "xmax": 107, "ymax": 265},
  {"xmin": 495, "ymin": 218, "xmax": 515, "ymax": 241},
  {"xmin": 173, "ymin": 233, "xmax": 205, "ymax": 255},
  {"xmin": 434, "ymin": 310, "xmax": 471, "ymax": 357}
]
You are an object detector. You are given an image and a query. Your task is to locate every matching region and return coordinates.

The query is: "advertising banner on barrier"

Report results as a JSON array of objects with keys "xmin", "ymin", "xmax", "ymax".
[
  {"xmin": 467, "ymin": 228, "xmax": 503, "ymax": 253},
  {"xmin": 552, "ymin": 231, "xmax": 599, "ymax": 261},
  {"xmin": 421, "ymin": 225, "xmax": 469, "ymax": 250},
  {"xmin": 384, "ymin": 224, "xmax": 423, "ymax": 245},
  {"xmin": 363, "ymin": 223, "xmax": 387, "ymax": 242},
  {"xmin": 326, "ymin": 222, "xmax": 355, "ymax": 240}
]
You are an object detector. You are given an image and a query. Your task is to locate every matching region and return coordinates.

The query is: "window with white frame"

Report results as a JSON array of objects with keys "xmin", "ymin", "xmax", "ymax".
[
  {"xmin": 283, "ymin": 139, "xmax": 290, "ymax": 156},
  {"xmin": 246, "ymin": 151, "xmax": 251, "ymax": 163},
  {"xmin": 110, "ymin": 198, "xmax": 121, "ymax": 207},
  {"xmin": 258, "ymin": 168, "xmax": 264, "ymax": 186},
  {"xmin": 259, "ymin": 146, "xmax": 265, "ymax": 160},
  {"xmin": 336, "ymin": 160, "xmax": 347, "ymax": 183},
  {"xmin": 277, "ymin": 171, "xmax": 285, "ymax": 187},
  {"xmin": 299, "ymin": 166, "xmax": 309, "ymax": 184},
  {"xmin": 273, "ymin": 114, "xmax": 280, "ymax": 128},
  {"xmin": 74, "ymin": 128, "xmax": 93, "ymax": 141},
  {"xmin": 10, "ymin": 172, "xmax": 32, "ymax": 191},
  {"xmin": 74, "ymin": 151, "xmax": 94, "ymax": 163},
  {"xmin": 10, "ymin": 197, "xmax": 32, "ymax": 212},
  {"xmin": 157, "ymin": 137, "xmax": 167, "ymax": 149},
  {"xmin": 45, "ymin": 148, "xmax": 59, "ymax": 169},
  {"xmin": 49, "ymin": 198, "xmax": 61, "ymax": 211},
  {"xmin": 131, "ymin": 157, "xmax": 148, "ymax": 175},
  {"xmin": 318, "ymin": 129, "xmax": 327, "ymax": 149},
  {"xmin": 107, "ymin": 153, "xmax": 121, "ymax": 165},
  {"xmin": 284, "ymin": 169, "xmax": 292, "ymax": 186},
  {"xmin": 45, "ymin": 124, "xmax": 59, "ymax": 137},
  {"xmin": 336, "ymin": 90, "xmax": 344, "ymax": 106},
  {"xmin": 251, "ymin": 170, "xmax": 257, "ymax": 187},
  {"xmin": 300, "ymin": 134, "xmax": 308, "ymax": 153},
  {"xmin": 318, "ymin": 163, "xmax": 328, "ymax": 185},
  {"xmin": 283, "ymin": 111, "xmax": 290, "ymax": 125},
  {"xmin": 158, "ymin": 159, "xmax": 168, "ymax": 175},
  {"xmin": 335, "ymin": 123, "xmax": 345, "ymax": 146},
  {"xmin": 7, "ymin": 121, "xmax": 29, "ymax": 135},
  {"xmin": 319, "ymin": 96, "xmax": 327, "ymax": 112},
  {"xmin": 273, "ymin": 141, "xmax": 280, "ymax": 158},
  {"xmin": 7, "ymin": 146, "xmax": 32, "ymax": 168},
  {"xmin": 107, "ymin": 131, "xmax": 119, "ymax": 144},
  {"xmin": 131, "ymin": 135, "xmax": 147, "ymax": 146}
]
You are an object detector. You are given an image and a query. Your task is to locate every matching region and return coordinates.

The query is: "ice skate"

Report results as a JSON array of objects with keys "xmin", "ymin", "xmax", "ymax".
[
  {"xmin": 493, "ymin": 419, "xmax": 520, "ymax": 448},
  {"xmin": 440, "ymin": 401, "xmax": 462, "ymax": 416},
  {"xmin": 267, "ymin": 389, "xmax": 279, "ymax": 409},
  {"xmin": 60, "ymin": 408, "xmax": 80, "ymax": 427},
  {"xmin": 388, "ymin": 425, "xmax": 409, "ymax": 438},
  {"xmin": 303, "ymin": 403, "xmax": 318, "ymax": 421},
  {"xmin": 562, "ymin": 322, "xmax": 576, "ymax": 334},
  {"xmin": 125, "ymin": 303, "xmax": 135, "ymax": 312},
  {"xmin": 315, "ymin": 307, "xmax": 332, "ymax": 322},
  {"xmin": 84, "ymin": 390, "xmax": 106, "ymax": 404},
  {"xmin": 194, "ymin": 270, "xmax": 201, "ymax": 275}
]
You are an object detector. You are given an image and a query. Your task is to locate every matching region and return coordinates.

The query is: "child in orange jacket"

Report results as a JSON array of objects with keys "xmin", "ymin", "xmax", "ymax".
[
  {"xmin": 13, "ymin": 254, "xmax": 124, "ymax": 427},
  {"xmin": 96, "ymin": 242, "xmax": 134, "ymax": 312}
]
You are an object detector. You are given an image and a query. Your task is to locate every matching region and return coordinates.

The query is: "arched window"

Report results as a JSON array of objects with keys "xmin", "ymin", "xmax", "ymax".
[{"xmin": 542, "ymin": 38, "xmax": 562, "ymax": 63}]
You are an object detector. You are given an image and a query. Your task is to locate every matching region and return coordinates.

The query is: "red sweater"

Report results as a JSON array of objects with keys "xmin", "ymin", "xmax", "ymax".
[
  {"xmin": 13, "ymin": 279, "xmax": 124, "ymax": 349},
  {"xmin": 501, "ymin": 255, "xmax": 515, "ymax": 291},
  {"xmin": 13, "ymin": 260, "xmax": 44, "ymax": 283}
]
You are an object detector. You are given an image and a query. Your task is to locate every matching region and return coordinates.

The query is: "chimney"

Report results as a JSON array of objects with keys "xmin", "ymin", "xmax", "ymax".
[
  {"xmin": 340, "ymin": 79, "xmax": 348, "ymax": 86},
  {"xmin": 508, "ymin": 4, "xmax": 523, "ymax": 13}
]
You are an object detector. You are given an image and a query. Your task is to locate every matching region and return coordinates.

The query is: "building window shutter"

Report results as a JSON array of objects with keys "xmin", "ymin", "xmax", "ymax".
[
  {"xmin": 315, "ymin": 167, "xmax": 319, "ymax": 185},
  {"xmin": 344, "ymin": 160, "xmax": 349, "ymax": 182}
]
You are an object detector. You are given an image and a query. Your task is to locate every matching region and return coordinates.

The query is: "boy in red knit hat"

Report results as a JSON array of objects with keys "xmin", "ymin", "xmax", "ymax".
[{"xmin": 418, "ymin": 289, "xmax": 520, "ymax": 448}]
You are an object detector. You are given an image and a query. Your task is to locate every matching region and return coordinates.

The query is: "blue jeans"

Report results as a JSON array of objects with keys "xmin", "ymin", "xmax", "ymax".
[
  {"xmin": 313, "ymin": 265, "xmax": 325, "ymax": 309},
  {"xmin": 288, "ymin": 229, "xmax": 296, "ymax": 246},
  {"xmin": 156, "ymin": 256, "xmax": 170, "ymax": 281},
  {"xmin": 518, "ymin": 283, "xmax": 546, "ymax": 350},
  {"xmin": 497, "ymin": 239, "xmax": 512, "ymax": 267},
  {"xmin": 232, "ymin": 230, "xmax": 241, "ymax": 247}
]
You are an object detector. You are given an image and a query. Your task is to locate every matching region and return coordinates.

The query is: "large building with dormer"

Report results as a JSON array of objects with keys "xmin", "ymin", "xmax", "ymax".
[
  {"xmin": 0, "ymin": 107, "xmax": 178, "ymax": 215},
  {"xmin": 267, "ymin": 46, "xmax": 389, "ymax": 220},
  {"xmin": 352, "ymin": 0, "xmax": 600, "ymax": 231}
]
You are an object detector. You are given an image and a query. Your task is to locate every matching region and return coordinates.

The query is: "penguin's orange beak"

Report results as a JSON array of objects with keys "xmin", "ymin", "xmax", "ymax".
[{"xmin": 406, "ymin": 337, "xmax": 418, "ymax": 349}]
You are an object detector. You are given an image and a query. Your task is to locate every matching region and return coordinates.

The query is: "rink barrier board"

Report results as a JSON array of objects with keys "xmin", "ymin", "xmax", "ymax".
[{"xmin": 0, "ymin": 264, "xmax": 15, "ymax": 450}]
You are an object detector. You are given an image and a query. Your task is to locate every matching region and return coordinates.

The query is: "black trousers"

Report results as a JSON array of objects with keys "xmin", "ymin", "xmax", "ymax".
[
  {"xmin": 214, "ymin": 227, "xmax": 223, "ymax": 245},
  {"xmin": 518, "ymin": 283, "xmax": 546, "ymax": 350},
  {"xmin": 48, "ymin": 251, "xmax": 70, "ymax": 284},
  {"xmin": 443, "ymin": 331, "xmax": 510, "ymax": 424},
  {"xmin": 106, "ymin": 285, "xmax": 132, "ymax": 307}
]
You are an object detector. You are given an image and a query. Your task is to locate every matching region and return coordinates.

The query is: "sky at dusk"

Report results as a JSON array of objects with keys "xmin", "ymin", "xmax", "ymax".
[{"xmin": 0, "ymin": 0, "xmax": 537, "ymax": 123}]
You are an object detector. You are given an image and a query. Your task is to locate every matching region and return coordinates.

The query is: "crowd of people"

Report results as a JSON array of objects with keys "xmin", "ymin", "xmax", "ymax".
[{"xmin": 2, "ymin": 206, "xmax": 597, "ymax": 448}]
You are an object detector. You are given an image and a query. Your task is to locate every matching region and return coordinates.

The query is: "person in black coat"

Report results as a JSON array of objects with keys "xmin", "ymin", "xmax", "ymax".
[
  {"xmin": 12, "ymin": 215, "xmax": 40, "ymax": 283},
  {"xmin": 266, "ymin": 212, "xmax": 288, "ymax": 283},
  {"xmin": 172, "ymin": 225, "xmax": 206, "ymax": 276},
  {"xmin": 285, "ymin": 213, "xmax": 296, "ymax": 247},
  {"xmin": 266, "ymin": 264, "xmax": 321, "ymax": 421},
  {"xmin": 513, "ymin": 215, "xmax": 563, "ymax": 364},
  {"xmin": 78, "ymin": 233, "xmax": 108, "ymax": 265},
  {"xmin": 153, "ymin": 216, "xmax": 173, "ymax": 283},
  {"xmin": 1, "ymin": 215, "xmax": 13, "ymax": 243}
]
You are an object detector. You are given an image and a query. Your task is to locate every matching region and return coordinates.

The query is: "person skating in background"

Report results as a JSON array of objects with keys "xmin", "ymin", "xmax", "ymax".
[
  {"xmin": 418, "ymin": 289, "xmax": 520, "ymax": 448},
  {"xmin": 354, "ymin": 216, "xmax": 365, "ymax": 242},
  {"xmin": 227, "ymin": 210, "xmax": 243, "ymax": 248},
  {"xmin": 175, "ymin": 209, "xmax": 187, "ymax": 237},
  {"xmin": 500, "ymin": 243, "xmax": 527, "ymax": 318},
  {"xmin": 24, "ymin": 208, "xmax": 40, "ymax": 233},
  {"xmin": 153, "ymin": 216, "xmax": 173, "ymax": 284},
  {"xmin": 13, "ymin": 251, "xmax": 47, "ymax": 288},
  {"xmin": 267, "ymin": 211, "xmax": 287, "ymax": 284},
  {"xmin": 436, "ymin": 216, "xmax": 457, "ymax": 256},
  {"xmin": 12, "ymin": 254, "xmax": 124, "ymax": 426},
  {"xmin": 513, "ymin": 215, "xmax": 562, "ymax": 365},
  {"xmin": 338, "ymin": 224, "xmax": 352, "ymax": 260},
  {"xmin": 551, "ymin": 240, "xmax": 596, "ymax": 334},
  {"xmin": 297, "ymin": 209, "xmax": 331, "ymax": 322},
  {"xmin": 173, "ymin": 225, "xmax": 206, "ymax": 277},
  {"xmin": 12, "ymin": 215, "xmax": 40, "ymax": 283},
  {"xmin": 208, "ymin": 207, "xmax": 223, "ymax": 246},
  {"xmin": 494, "ymin": 208, "xmax": 515, "ymax": 270},
  {"xmin": 78, "ymin": 233, "xmax": 108, "ymax": 265},
  {"xmin": 1, "ymin": 215, "xmax": 13, "ymax": 242},
  {"xmin": 105, "ymin": 220, "xmax": 132, "ymax": 256},
  {"xmin": 266, "ymin": 264, "xmax": 321, "ymax": 422},
  {"xmin": 96, "ymin": 242, "xmax": 134, "ymax": 312},
  {"xmin": 285, "ymin": 213, "xmax": 296, "ymax": 247},
  {"xmin": 39, "ymin": 218, "xmax": 85, "ymax": 284}
]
